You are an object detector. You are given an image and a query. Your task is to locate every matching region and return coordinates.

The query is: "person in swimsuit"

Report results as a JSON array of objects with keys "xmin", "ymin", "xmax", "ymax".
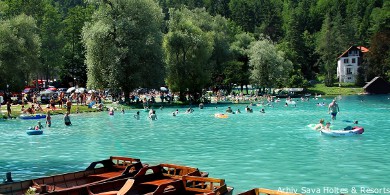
[
  {"xmin": 134, "ymin": 111, "xmax": 140, "ymax": 120},
  {"xmin": 149, "ymin": 110, "xmax": 157, "ymax": 120},
  {"xmin": 314, "ymin": 119, "xmax": 325, "ymax": 130},
  {"xmin": 35, "ymin": 121, "xmax": 44, "ymax": 130},
  {"xmin": 328, "ymin": 99, "xmax": 340, "ymax": 120},
  {"xmin": 64, "ymin": 112, "xmax": 72, "ymax": 126},
  {"xmin": 46, "ymin": 111, "xmax": 52, "ymax": 127},
  {"xmin": 6, "ymin": 101, "xmax": 12, "ymax": 118},
  {"xmin": 66, "ymin": 99, "xmax": 72, "ymax": 113},
  {"xmin": 324, "ymin": 122, "xmax": 331, "ymax": 131}
]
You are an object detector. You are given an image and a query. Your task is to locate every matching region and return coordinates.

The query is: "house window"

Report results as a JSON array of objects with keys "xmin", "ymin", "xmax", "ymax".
[
  {"xmin": 348, "ymin": 77, "xmax": 352, "ymax": 80},
  {"xmin": 352, "ymin": 58, "xmax": 356, "ymax": 63},
  {"xmin": 349, "ymin": 50, "xmax": 358, "ymax": 56},
  {"xmin": 347, "ymin": 68, "xmax": 352, "ymax": 75},
  {"xmin": 344, "ymin": 59, "xmax": 349, "ymax": 63}
]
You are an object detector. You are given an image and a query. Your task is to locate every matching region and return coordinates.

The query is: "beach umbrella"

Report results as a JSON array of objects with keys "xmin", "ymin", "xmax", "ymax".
[
  {"xmin": 67, "ymin": 87, "xmax": 76, "ymax": 93},
  {"xmin": 47, "ymin": 87, "xmax": 57, "ymax": 91},
  {"xmin": 88, "ymin": 89, "xmax": 96, "ymax": 94},
  {"xmin": 76, "ymin": 87, "xmax": 86, "ymax": 93},
  {"xmin": 40, "ymin": 90, "xmax": 56, "ymax": 95},
  {"xmin": 160, "ymin": 87, "xmax": 168, "ymax": 91}
]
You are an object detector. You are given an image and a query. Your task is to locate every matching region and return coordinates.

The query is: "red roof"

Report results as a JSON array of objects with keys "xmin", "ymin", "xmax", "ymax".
[
  {"xmin": 338, "ymin": 46, "xmax": 369, "ymax": 58},
  {"xmin": 357, "ymin": 46, "xmax": 369, "ymax": 53}
]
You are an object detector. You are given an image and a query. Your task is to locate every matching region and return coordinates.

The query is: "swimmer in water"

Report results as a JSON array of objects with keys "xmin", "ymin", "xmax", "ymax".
[
  {"xmin": 134, "ymin": 111, "xmax": 140, "ymax": 120},
  {"xmin": 35, "ymin": 121, "xmax": 44, "ymax": 130},
  {"xmin": 314, "ymin": 119, "xmax": 325, "ymax": 130},
  {"xmin": 324, "ymin": 122, "xmax": 331, "ymax": 131},
  {"xmin": 149, "ymin": 110, "xmax": 157, "ymax": 120}
]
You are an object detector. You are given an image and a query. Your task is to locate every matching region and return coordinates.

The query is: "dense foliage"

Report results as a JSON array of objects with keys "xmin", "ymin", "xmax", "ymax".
[
  {"xmin": 0, "ymin": 0, "xmax": 388, "ymax": 97},
  {"xmin": 83, "ymin": 0, "xmax": 164, "ymax": 101}
]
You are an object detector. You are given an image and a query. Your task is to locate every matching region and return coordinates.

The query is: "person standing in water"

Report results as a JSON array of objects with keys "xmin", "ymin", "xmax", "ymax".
[
  {"xmin": 328, "ymin": 99, "xmax": 340, "ymax": 120},
  {"xmin": 149, "ymin": 110, "xmax": 157, "ymax": 120},
  {"xmin": 64, "ymin": 112, "xmax": 72, "ymax": 126},
  {"xmin": 134, "ymin": 111, "xmax": 140, "ymax": 120},
  {"xmin": 46, "ymin": 111, "xmax": 52, "ymax": 127}
]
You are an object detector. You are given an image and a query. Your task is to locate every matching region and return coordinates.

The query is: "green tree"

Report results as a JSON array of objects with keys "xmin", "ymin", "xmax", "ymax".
[
  {"xmin": 280, "ymin": 0, "xmax": 319, "ymax": 81},
  {"xmin": 248, "ymin": 38, "xmax": 292, "ymax": 90},
  {"xmin": 365, "ymin": 1, "xmax": 390, "ymax": 81},
  {"xmin": 163, "ymin": 7, "xmax": 214, "ymax": 101},
  {"xmin": 0, "ymin": 14, "xmax": 41, "ymax": 91},
  {"xmin": 316, "ymin": 13, "xmax": 346, "ymax": 86},
  {"xmin": 229, "ymin": 0, "xmax": 283, "ymax": 41},
  {"xmin": 62, "ymin": 5, "xmax": 93, "ymax": 86},
  {"xmin": 205, "ymin": 0, "xmax": 230, "ymax": 17},
  {"xmin": 40, "ymin": 2, "xmax": 63, "ymax": 83},
  {"xmin": 83, "ymin": 0, "xmax": 164, "ymax": 101},
  {"xmin": 230, "ymin": 32, "xmax": 254, "ymax": 93}
]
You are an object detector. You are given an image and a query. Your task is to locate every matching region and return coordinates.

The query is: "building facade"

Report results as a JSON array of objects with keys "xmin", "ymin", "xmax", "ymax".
[{"xmin": 337, "ymin": 46, "xmax": 369, "ymax": 83}]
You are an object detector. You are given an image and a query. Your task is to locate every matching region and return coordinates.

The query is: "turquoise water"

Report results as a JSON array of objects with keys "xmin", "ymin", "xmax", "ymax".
[{"xmin": 1, "ymin": 95, "xmax": 390, "ymax": 194}]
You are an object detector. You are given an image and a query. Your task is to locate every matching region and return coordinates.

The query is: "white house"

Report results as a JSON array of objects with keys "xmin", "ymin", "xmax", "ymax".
[{"xmin": 337, "ymin": 46, "xmax": 369, "ymax": 83}]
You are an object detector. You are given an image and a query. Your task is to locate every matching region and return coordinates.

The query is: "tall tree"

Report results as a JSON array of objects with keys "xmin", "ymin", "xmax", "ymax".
[
  {"xmin": 365, "ymin": 1, "xmax": 390, "ymax": 81},
  {"xmin": 280, "ymin": 0, "xmax": 319, "ymax": 81},
  {"xmin": 163, "ymin": 7, "xmax": 214, "ymax": 101},
  {"xmin": 316, "ymin": 13, "xmax": 346, "ymax": 86},
  {"xmin": 205, "ymin": 0, "xmax": 230, "ymax": 17},
  {"xmin": 83, "ymin": 0, "xmax": 164, "ymax": 101},
  {"xmin": 230, "ymin": 32, "xmax": 254, "ymax": 93},
  {"xmin": 229, "ymin": 0, "xmax": 283, "ymax": 41},
  {"xmin": 0, "ymin": 14, "xmax": 41, "ymax": 91},
  {"xmin": 248, "ymin": 38, "xmax": 292, "ymax": 89},
  {"xmin": 40, "ymin": 2, "xmax": 63, "ymax": 83},
  {"xmin": 62, "ymin": 5, "xmax": 93, "ymax": 86}
]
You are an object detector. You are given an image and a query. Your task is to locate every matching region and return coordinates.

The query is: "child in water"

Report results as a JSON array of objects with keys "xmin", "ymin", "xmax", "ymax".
[
  {"xmin": 35, "ymin": 121, "xmax": 44, "ymax": 130},
  {"xmin": 314, "ymin": 119, "xmax": 325, "ymax": 130}
]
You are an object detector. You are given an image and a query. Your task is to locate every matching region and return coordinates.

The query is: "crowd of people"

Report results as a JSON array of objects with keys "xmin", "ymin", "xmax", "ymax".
[{"xmin": 2, "ymin": 86, "xmax": 354, "ymax": 134}]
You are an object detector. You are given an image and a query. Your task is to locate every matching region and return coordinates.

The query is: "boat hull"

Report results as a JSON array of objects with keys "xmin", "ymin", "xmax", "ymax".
[
  {"xmin": 321, "ymin": 127, "xmax": 364, "ymax": 137},
  {"xmin": 48, "ymin": 165, "xmax": 232, "ymax": 195},
  {"xmin": 0, "ymin": 156, "xmax": 141, "ymax": 195}
]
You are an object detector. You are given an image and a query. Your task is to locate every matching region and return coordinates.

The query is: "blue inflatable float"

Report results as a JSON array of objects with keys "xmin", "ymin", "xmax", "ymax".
[
  {"xmin": 26, "ymin": 128, "xmax": 43, "ymax": 135},
  {"xmin": 20, "ymin": 114, "xmax": 46, "ymax": 120}
]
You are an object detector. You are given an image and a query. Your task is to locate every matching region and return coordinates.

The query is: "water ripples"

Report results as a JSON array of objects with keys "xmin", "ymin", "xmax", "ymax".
[{"xmin": 1, "ymin": 95, "xmax": 390, "ymax": 193}]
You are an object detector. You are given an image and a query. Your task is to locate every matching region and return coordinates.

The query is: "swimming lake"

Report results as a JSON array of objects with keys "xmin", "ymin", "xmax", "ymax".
[{"xmin": 1, "ymin": 95, "xmax": 390, "ymax": 194}]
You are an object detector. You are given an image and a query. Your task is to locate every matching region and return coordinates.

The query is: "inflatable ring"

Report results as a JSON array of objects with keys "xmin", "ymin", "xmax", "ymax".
[{"xmin": 215, "ymin": 113, "xmax": 228, "ymax": 119}]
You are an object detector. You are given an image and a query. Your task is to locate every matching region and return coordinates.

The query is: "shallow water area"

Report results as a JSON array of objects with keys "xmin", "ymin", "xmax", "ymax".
[{"xmin": 1, "ymin": 95, "xmax": 390, "ymax": 194}]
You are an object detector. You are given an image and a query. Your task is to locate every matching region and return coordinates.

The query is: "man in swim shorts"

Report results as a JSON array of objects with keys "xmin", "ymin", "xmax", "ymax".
[
  {"xmin": 64, "ymin": 112, "xmax": 72, "ymax": 126},
  {"xmin": 328, "ymin": 99, "xmax": 340, "ymax": 120}
]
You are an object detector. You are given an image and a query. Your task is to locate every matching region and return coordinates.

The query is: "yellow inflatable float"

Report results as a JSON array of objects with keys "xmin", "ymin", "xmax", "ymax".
[{"xmin": 215, "ymin": 113, "xmax": 228, "ymax": 119}]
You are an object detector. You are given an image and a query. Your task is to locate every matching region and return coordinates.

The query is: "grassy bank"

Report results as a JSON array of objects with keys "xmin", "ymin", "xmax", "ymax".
[
  {"xmin": 307, "ymin": 83, "xmax": 364, "ymax": 96},
  {"xmin": 0, "ymin": 104, "xmax": 101, "ymax": 119}
]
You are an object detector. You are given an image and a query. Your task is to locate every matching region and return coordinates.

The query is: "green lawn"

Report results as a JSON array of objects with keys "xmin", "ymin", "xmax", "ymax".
[{"xmin": 307, "ymin": 83, "xmax": 364, "ymax": 96}]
